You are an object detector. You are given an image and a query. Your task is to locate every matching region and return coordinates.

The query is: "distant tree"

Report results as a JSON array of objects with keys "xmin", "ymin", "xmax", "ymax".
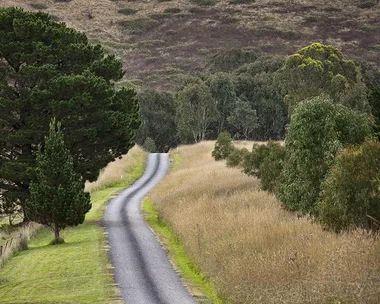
[
  {"xmin": 176, "ymin": 81, "xmax": 218, "ymax": 143},
  {"xmin": 142, "ymin": 137, "xmax": 157, "ymax": 153},
  {"xmin": 228, "ymin": 97, "xmax": 259, "ymax": 139},
  {"xmin": 26, "ymin": 119, "xmax": 91, "ymax": 244},
  {"xmin": 232, "ymin": 55, "xmax": 288, "ymax": 140},
  {"xmin": 212, "ymin": 132, "xmax": 234, "ymax": 161},
  {"xmin": 208, "ymin": 73, "xmax": 237, "ymax": 134},
  {"xmin": 207, "ymin": 48, "xmax": 258, "ymax": 73},
  {"xmin": 136, "ymin": 89, "xmax": 177, "ymax": 152},
  {"xmin": 0, "ymin": 8, "xmax": 139, "ymax": 219},
  {"xmin": 318, "ymin": 138, "xmax": 380, "ymax": 232},
  {"xmin": 278, "ymin": 96, "xmax": 372, "ymax": 215},
  {"xmin": 277, "ymin": 42, "xmax": 369, "ymax": 113}
]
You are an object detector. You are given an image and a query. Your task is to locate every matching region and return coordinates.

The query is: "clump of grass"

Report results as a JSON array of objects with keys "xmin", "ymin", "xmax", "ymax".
[
  {"xmin": 118, "ymin": 18, "xmax": 159, "ymax": 34},
  {"xmin": 118, "ymin": 8, "xmax": 138, "ymax": 15},
  {"xmin": 229, "ymin": 0, "xmax": 255, "ymax": 4},
  {"xmin": 164, "ymin": 7, "xmax": 181, "ymax": 14},
  {"xmin": 358, "ymin": 0, "xmax": 379, "ymax": 9},
  {"xmin": 189, "ymin": 0, "xmax": 217, "ymax": 6},
  {"xmin": 29, "ymin": 2, "xmax": 48, "ymax": 10},
  {"xmin": 150, "ymin": 141, "xmax": 380, "ymax": 304}
]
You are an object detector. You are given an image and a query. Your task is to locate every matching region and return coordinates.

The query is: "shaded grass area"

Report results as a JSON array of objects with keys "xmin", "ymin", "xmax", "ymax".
[
  {"xmin": 142, "ymin": 197, "xmax": 228, "ymax": 304},
  {"xmin": 0, "ymin": 147, "xmax": 147, "ymax": 304}
]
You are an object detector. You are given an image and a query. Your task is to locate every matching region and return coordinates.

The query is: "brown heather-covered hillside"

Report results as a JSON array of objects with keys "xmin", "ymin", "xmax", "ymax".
[{"xmin": 2, "ymin": 0, "xmax": 380, "ymax": 89}]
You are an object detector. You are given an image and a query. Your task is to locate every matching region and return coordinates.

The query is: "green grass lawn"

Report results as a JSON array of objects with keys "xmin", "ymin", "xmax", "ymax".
[{"xmin": 0, "ymin": 151, "xmax": 147, "ymax": 304}]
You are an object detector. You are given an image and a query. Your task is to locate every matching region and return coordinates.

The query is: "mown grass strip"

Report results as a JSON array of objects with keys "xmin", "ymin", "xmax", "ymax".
[
  {"xmin": 0, "ymin": 151, "xmax": 147, "ymax": 304},
  {"xmin": 142, "ymin": 199, "xmax": 229, "ymax": 304}
]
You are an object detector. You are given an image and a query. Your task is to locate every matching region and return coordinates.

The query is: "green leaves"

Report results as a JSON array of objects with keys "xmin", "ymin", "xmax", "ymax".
[
  {"xmin": 27, "ymin": 119, "xmax": 91, "ymax": 241},
  {"xmin": 278, "ymin": 96, "xmax": 372, "ymax": 215},
  {"xmin": 0, "ymin": 7, "xmax": 140, "ymax": 217},
  {"xmin": 278, "ymin": 42, "xmax": 368, "ymax": 113}
]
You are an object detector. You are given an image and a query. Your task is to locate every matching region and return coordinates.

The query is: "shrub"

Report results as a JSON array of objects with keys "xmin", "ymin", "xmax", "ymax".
[
  {"xmin": 118, "ymin": 18, "xmax": 159, "ymax": 34},
  {"xmin": 29, "ymin": 3, "xmax": 48, "ymax": 10},
  {"xmin": 212, "ymin": 132, "xmax": 234, "ymax": 160},
  {"xmin": 118, "ymin": 8, "xmax": 138, "ymax": 15},
  {"xmin": 226, "ymin": 147, "xmax": 248, "ymax": 168},
  {"xmin": 358, "ymin": 0, "xmax": 379, "ymax": 9},
  {"xmin": 259, "ymin": 142, "xmax": 286, "ymax": 193},
  {"xmin": 318, "ymin": 138, "xmax": 380, "ymax": 232},
  {"xmin": 241, "ymin": 143, "xmax": 269, "ymax": 177},
  {"xmin": 190, "ymin": 0, "xmax": 217, "ymax": 6},
  {"xmin": 164, "ymin": 8, "xmax": 181, "ymax": 14}
]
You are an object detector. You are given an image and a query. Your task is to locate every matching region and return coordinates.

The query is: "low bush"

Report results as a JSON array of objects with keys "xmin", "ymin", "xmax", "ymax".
[
  {"xmin": 164, "ymin": 7, "xmax": 181, "ymax": 14},
  {"xmin": 212, "ymin": 132, "xmax": 234, "ymax": 160},
  {"xmin": 189, "ymin": 0, "xmax": 217, "ymax": 6},
  {"xmin": 29, "ymin": 3, "xmax": 48, "ymax": 10},
  {"xmin": 118, "ymin": 18, "xmax": 159, "ymax": 34},
  {"xmin": 118, "ymin": 8, "xmax": 138, "ymax": 15}
]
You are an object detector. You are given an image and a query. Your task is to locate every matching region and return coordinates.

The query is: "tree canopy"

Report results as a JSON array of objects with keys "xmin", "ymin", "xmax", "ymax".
[
  {"xmin": 278, "ymin": 42, "xmax": 369, "ymax": 112},
  {"xmin": 0, "ymin": 7, "xmax": 140, "ymax": 218},
  {"xmin": 278, "ymin": 96, "xmax": 372, "ymax": 215}
]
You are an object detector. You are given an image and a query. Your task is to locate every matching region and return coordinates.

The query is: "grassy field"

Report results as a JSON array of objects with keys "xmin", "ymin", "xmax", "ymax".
[
  {"xmin": 0, "ymin": 146, "xmax": 147, "ymax": 304},
  {"xmin": 1, "ymin": 0, "xmax": 379, "ymax": 90},
  {"xmin": 149, "ymin": 141, "xmax": 380, "ymax": 304}
]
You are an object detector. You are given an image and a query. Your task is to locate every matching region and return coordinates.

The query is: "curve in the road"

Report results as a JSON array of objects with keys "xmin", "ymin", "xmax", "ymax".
[{"xmin": 104, "ymin": 153, "xmax": 196, "ymax": 304}]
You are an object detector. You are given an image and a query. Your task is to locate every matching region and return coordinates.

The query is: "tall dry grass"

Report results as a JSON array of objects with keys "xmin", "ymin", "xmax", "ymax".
[
  {"xmin": 85, "ymin": 145, "xmax": 145, "ymax": 192},
  {"xmin": 0, "ymin": 222, "xmax": 40, "ymax": 265},
  {"xmin": 150, "ymin": 141, "xmax": 380, "ymax": 304}
]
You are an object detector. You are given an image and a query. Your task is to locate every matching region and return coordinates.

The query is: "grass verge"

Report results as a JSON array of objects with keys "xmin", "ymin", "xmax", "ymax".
[
  {"xmin": 0, "ymin": 146, "xmax": 147, "ymax": 304},
  {"xmin": 142, "ymin": 197, "xmax": 228, "ymax": 304}
]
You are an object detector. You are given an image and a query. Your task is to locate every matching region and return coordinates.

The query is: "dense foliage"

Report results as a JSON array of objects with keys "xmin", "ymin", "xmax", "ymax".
[
  {"xmin": 278, "ymin": 42, "xmax": 369, "ymax": 113},
  {"xmin": 318, "ymin": 138, "xmax": 380, "ymax": 232},
  {"xmin": 0, "ymin": 8, "xmax": 139, "ymax": 219},
  {"xmin": 27, "ymin": 120, "xmax": 91, "ymax": 244},
  {"xmin": 278, "ymin": 96, "xmax": 371, "ymax": 215},
  {"xmin": 136, "ymin": 89, "xmax": 177, "ymax": 152},
  {"xmin": 212, "ymin": 131, "xmax": 234, "ymax": 161}
]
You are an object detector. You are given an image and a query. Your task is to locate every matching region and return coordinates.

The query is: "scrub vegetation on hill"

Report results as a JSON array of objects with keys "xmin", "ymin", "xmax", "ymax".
[{"xmin": 1, "ymin": 0, "xmax": 379, "ymax": 90}]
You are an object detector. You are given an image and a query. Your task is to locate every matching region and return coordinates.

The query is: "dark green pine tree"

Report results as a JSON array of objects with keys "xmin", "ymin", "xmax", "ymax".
[
  {"xmin": 0, "ymin": 7, "xmax": 140, "ymax": 219},
  {"xmin": 27, "ymin": 119, "xmax": 91, "ymax": 244}
]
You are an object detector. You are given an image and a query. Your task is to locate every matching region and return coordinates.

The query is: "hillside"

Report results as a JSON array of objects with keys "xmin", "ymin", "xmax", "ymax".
[{"xmin": 1, "ymin": 0, "xmax": 380, "ymax": 89}]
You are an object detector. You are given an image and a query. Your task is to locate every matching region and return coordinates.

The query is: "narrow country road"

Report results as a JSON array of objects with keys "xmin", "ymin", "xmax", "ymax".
[{"xmin": 104, "ymin": 153, "xmax": 196, "ymax": 304}]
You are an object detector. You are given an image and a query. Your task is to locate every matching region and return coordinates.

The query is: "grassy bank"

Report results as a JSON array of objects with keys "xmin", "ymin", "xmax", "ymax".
[
  {"xmin": 0, "ymin": 146, "xmax": 147, "ymax": 304},
  {"xmin": 143, "ymin": 196, "xmax": 227, "ymax": 304},
  {"xmin": 149, "ymin": 141, "xmax": 380, "ymax": 304}
]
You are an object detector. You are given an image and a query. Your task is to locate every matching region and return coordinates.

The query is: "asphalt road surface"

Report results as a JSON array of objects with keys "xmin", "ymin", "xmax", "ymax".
[{"xmin": 104, "ymin": 153, "xmax": 196, "ymax": 304}]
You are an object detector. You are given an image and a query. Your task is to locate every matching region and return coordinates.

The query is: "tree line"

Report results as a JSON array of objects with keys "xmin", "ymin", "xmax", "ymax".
[
  {"xmin": 136, "ymin": 50, "xmax": 289, "ymax": 152},
  {"xmin": 212, "ymin": 43, "xmax": 380, "ymax": 233}
]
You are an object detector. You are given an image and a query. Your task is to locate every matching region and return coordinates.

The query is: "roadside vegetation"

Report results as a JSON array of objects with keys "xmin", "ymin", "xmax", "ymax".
[
  {"xmin": 150, "ymin": 142, "xmax": 380, "ymax": 303},
  {"xmin": 0, "ymin": 146, "xmax": 147, "ymax": 304}
]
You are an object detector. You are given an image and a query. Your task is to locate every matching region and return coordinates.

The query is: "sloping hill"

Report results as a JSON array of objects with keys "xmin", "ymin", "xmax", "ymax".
[{"xmin": 2, "ymin": 0, "xmax": 380, "ymax": 89}]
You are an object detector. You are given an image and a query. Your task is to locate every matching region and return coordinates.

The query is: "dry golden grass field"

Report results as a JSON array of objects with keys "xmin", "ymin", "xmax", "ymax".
[
  {"xmin": 150, "ymin": 141, "xmax": 380, "ymax": 304},
  {"xmin": 1, "ymin": 0, "xmax": 380, "ymax": 89}
]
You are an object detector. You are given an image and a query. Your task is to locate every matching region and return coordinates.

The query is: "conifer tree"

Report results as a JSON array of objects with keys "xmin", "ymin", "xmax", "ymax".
[{"xmin": 27, "ymin": 119, "xmax": 91, "ymax": 244}]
